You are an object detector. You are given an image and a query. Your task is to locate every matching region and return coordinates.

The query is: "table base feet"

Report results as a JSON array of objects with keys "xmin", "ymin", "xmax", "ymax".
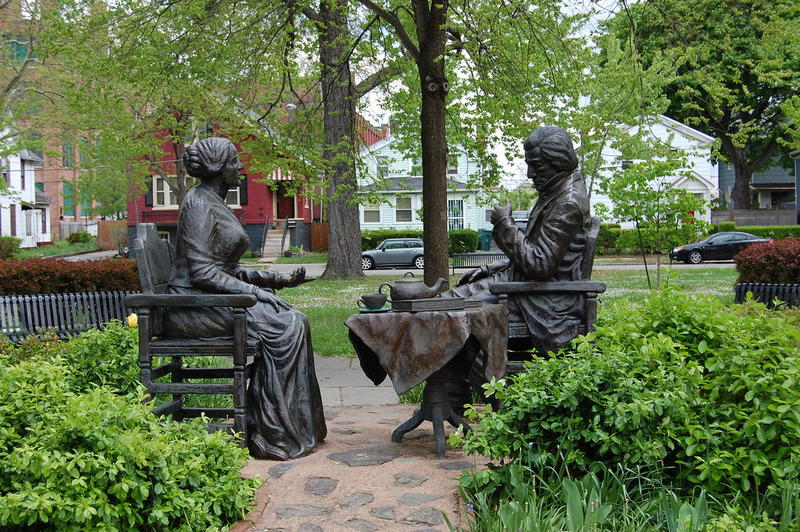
[{"xmin": 391, "ymin": 369, "xmax": 472, "ymax": 458}]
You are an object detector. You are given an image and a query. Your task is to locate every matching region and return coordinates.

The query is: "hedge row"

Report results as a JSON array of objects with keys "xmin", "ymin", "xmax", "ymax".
[
  {"xmin": 595, "ymin": 225, "xmax": 702, "ymax": 255},
  {"xmin": 0, "ymin": 259, "xmax": 140, "ymax": 295},
  {"xmin": 361, "ymin": 229, "xmax": 480, "ymax": 255},
  {"xmin": 734, "ymin": 237, "xmax": 800, "ymax": 284},
  {"xmin": 715, "ymin": 224, "xmax": 800, "ymax": 240}
]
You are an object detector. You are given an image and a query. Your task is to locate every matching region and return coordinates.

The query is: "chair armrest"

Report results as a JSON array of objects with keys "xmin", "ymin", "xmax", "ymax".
[
  {"xmin": 489, "ymin": 281, "xmax": 606, "ymax": 295},
  {"xmin": 125, "ymin": 293, "xmax": 258, "ymax": 308}
]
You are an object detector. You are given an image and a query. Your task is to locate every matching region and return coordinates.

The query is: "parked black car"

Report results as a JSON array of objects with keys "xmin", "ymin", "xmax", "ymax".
[
  {"xmin": 669, "ymin": 231, "xmax": 772, "ymax": 264},
  {"xmin": 361, "ymin": 238, "xmax": 424, "ymax": 270}
]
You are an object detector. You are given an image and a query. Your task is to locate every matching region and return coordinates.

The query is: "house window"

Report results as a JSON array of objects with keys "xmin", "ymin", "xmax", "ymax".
[
  {"xmin": 79, "ymin": 138, "xmax": 89, "ymax": 167},
  {"xmin": 63, "ymin": 182, "xmax": 75, "ymax": 216},
  {"xmin": 39, "ymin": 208, "xmax": 46, "ymax": 233},
  {"xmin": 363, "ymin": 201, "xmax": 380, "ymax": 223},
  {"xmin": 20, "ymin": 169, "xmax": 25, "ymax": 190},
  {"xmin": 225, "ymin": 187, "xmax": 240, "ymax": 207},
  {"xmin": 447, "ymin": 154, "xmax": 458, "ymax": 175},
  {"xmin": 447, "ymin": 199, "xmax": 464, "ymax": 230},
  {"xmin": 80, "ymin": 194, "xmax": 92, "ymax": 217},
  {"xmin": 395, "ymin": 196, "xmax": 412, "ymax": 222},
  {"xmin": 63, "ymin": 140, "xmax": 74, "ymax": 168},
  {"xmin": 376, "ymin": 156, "xmax": 388, "ymax": 178},
  {"xmin": 158, "ymin": 231, "xmax": 171, "ymax": 243},
  {"xmin": 25, "ymin": 210, "xmax": 32, "ymax": 236},
  {"xmin": 154, "ymin": 175, "xmax": 179, "ymax": 207},
  {"xmin": 621, "ymin": 159, "xmax": 633, "ymax": 170},
  {"xmin": 3, "ymin": 35, "xmax": 30, "ymax": 61},
  {"xmin": 1, "ymin": 158, "xmax": 8, "ymax": 184}
]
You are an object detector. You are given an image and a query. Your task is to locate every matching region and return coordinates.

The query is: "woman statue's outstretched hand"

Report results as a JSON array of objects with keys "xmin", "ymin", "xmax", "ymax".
[{"xmin": 282, "ymin": 267, "xmax": 315, "ymax": 288}]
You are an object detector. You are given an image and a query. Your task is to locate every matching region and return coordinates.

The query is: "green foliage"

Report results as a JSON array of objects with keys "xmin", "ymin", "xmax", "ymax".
[
  {"xmin": 0, "ymin": 338, "xmax": 258, "ymax": 530},
  {"xmin": 448, "ymin": 229, "xmax": 479, "ymax": 254},
  {"xmin": 718, "ymin": 221, "xmax": 736, "ymax": 232},
  {"xmin": 455, "ymin": 291, "xmax": 800, "ymax": 507},
  {"xmin": 735, "ymin": 238, "xmax": 800, "ymax": 284},
  {"xmin": 614, "ymin": 225, "xmax": 704, "ymax": 255},
  {"xmin": 66, "ymin": 231, "xmax": 92, "ymax": 244},
  {"xmin": 595, "ymin": 224, "xmax": 622, "ymax": 255},
  {"xmin": 735, "ymin": 226, "xmax": 800, "ymax": 240},
  {"xmin": 360, "ymin": 229, "xmax": 423, "ymax": 250},
  {"xmin": 0, "ymin": 236, "xmax": 21, "ymax": 260},
  {"xmin": 62, "ymin": 321, "xmax": 140, "ymax": 394}
]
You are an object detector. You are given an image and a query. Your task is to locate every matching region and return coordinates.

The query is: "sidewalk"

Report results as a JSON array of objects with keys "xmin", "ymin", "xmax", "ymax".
[{"xmin": 232, "ymin": 356, "xmax": 485, "ymax": 532}]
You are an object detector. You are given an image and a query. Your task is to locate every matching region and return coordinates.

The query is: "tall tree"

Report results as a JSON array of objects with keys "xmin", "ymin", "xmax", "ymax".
[{"xmin": 607, "ymin": 0, "xmax": 800, "ymax": 209}]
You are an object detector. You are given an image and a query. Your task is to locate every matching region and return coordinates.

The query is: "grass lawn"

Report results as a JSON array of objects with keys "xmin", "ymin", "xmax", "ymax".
[
  {"xmin": 17, "ymin": 239, "xmax": 98, "ymax": 259},
  {"xmin": 279, "ymin": 266, "xmax": 739, "ymax": 357}
]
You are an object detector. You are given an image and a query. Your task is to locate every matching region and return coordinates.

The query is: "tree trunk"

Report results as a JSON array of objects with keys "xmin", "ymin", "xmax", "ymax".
[
  {"xmin": 731, "ymin": 161, "xmax": 754, "ymax": 210},
  {"xmin": 416, "ymin": 0, "xmax": 450, "ymax": 286},
  {"xmin": 318, "ymin": 0, "xmax": 364, "ymax": 279}
]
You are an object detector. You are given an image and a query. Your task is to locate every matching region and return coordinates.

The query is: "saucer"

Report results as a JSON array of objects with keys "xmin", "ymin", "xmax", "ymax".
[{"xmin": 359, "ymin": 307, "xmax": 390, "ymax": 313}]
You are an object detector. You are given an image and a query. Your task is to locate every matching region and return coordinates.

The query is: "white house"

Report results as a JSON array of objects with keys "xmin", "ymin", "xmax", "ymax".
[
  {"xmin": 0, "ymin": 149, "xmax": 52, "ymax": 248},
  {"xmin": 358, "ymin": 134, "xmax": 494, "ymax": 232},
  {"xmin": 591, "ymin": 115, "xmax": 718, "ymax": 224}
]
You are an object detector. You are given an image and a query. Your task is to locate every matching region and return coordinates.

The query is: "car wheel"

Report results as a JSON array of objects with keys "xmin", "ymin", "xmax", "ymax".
[
  {"xmin": 413, "ymin": 256, "xmax": 424, "ymax": 269},
  {"xmin": 688, "ymin": 250, "xmax": 703, "ymax": 264},
  {"xmin": 361, "ymin": 256, "xmax": 375, "ymax": 270}
]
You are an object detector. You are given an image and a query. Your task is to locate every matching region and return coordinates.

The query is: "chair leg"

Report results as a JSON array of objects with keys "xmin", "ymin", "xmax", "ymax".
[
  {"xmin": 171, "ymin": 356, "xmax": 185, "ymax": 421},
  {"xmin": 233, "ymin": 357, "xmax": 247, "ymax": 447}
]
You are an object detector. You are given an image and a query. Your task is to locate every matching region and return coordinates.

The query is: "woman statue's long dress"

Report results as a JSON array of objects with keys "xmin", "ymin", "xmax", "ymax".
[{"xmin": 163, "ymin": 137, "xmax": 326, "ymax": 460}]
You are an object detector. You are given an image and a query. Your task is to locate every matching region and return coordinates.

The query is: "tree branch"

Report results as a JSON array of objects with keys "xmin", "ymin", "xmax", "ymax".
[
  {"xmin": 356, "ymin": 0, "xmax": 420, "ymax": 61},
  {"xmin": 354, "ymin": 62, "xmax": 402, "ymax": 98},
  {"xmin": 750, "ymin": 137, "xmax": 780, "ymax": 173}
]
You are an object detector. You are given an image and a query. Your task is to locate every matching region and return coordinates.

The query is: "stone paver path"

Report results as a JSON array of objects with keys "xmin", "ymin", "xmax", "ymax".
[{"xmin": 237, "ymin": 404, "xmax": 488, "ymax": 532}]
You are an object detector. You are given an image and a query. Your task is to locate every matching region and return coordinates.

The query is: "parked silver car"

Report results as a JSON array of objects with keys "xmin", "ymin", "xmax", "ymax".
[{"xmin": 361, "ymin": 238, "xmax": 424, "ymax": 270}]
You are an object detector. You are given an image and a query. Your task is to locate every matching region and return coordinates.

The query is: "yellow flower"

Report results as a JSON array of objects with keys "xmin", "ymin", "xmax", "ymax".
[{"xmin": 127, "ymin": 313, "xmax": 138, "ymax": 328}]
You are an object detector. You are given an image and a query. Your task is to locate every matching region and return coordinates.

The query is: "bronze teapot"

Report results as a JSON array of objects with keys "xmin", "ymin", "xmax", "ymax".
[{"xmin": 378, "ymin": 272, "xmax": 448, "ymax": 301}]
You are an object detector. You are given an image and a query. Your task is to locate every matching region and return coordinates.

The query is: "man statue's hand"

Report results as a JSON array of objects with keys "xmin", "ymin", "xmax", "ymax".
[{"xmin": 490, "ymin": 201, "xmax": 512, "ymax": 225}]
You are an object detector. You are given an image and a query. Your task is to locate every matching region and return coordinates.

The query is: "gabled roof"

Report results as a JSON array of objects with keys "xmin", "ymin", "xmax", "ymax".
[
  {"xmin": 672, "ymin": 170, "xmax": 716, "ymax": 191},
  {"xmin": 653, "ymin": 115, "xmax": 714, "ymax": 145},
  {"xmin": 361, "ymin": 177, "xmax": 469, "ymax": 192},
  {"xmin": 19, "ymin": 149, "xmax": 43, "ymax": 164}
]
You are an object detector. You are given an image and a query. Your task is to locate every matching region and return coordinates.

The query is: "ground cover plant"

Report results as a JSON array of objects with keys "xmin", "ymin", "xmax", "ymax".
[
  {"xmin": 451, "ymin": 290, "xmax": 800, "ymax": 530},
  {"xmin": 17, "ymin": 238, "xmax": 98, "ymax": 259},
  {"xmin": 0, "ymin": 326, "xmax": 259, "ymax": 530}
]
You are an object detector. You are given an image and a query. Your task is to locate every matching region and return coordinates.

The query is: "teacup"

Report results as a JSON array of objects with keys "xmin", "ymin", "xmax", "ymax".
[{"xmin": 358, "ymin": 293, "xmax": 387, "ymax": 310}]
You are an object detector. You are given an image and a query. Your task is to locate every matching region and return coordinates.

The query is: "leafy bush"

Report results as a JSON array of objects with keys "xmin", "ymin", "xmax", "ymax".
[
  {"xmin": 735, "ymin": 225, "xmax": 800, "ymax": 240},
  {"xmin": 614, "ymin": 225, "xmax": 702, "ymax": 254},
  {"xmin": 0, "ymin": 236, "xmax": 21, "ymax": 260},
  {"xmin": 361, "ymin": 229, "xmax": 422, "ymax": 250},
  {"xmin": 734, "ymin": 238, "xmax": 800, "ymax": 284},
  {"xmin": 718, "ymin": 221, "xmax": 736, "ymax": 232},
  {"xmin": 596, "ymin": 224, "xmax": 621, "ymax": 255},
  {"xmin": 0, "ymin": 258, "xmax": 139, "ymax": 294},
  {"xmin": 448, "ymin": 229, "xmax": 479, "ymax": 254},
  {"xmin": 62, "ymin": 321, "xmax": 140, "ymax": 394},
  {"xmin": 67, "ymin": 230, "xmax": 93, "ymax": 244},
  {"xmin": 0, "ymin": 350, "xmax": 258, "ymax": 530},
  {"xmin": 456, "ymin": 291, "xmax": 800, "ymax": 502}
]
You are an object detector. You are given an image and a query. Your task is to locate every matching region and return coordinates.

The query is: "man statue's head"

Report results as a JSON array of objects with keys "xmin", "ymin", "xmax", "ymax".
[{"xmin": 523, "ymin": 127, "xmax": 579, "ymax": 190}]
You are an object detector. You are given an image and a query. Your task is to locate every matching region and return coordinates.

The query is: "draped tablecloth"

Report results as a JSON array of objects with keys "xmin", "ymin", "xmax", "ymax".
[{"xmin": 345, "ymin": 304, "xmax": 508, "ymax": 395}]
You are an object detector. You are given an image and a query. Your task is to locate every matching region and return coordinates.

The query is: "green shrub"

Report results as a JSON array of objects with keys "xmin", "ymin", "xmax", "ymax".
[
  {"xmin": 613, "ymin": 226, "xmax": 702, "ymax": 254},
  {"xmin": 734, "ymin": 237, "xmax": 800, "ymax": 284},
  {"xmin": 596, "ymin": 224, "xmax": 621, "ymax": 255},
  {"xmin": 361, "ymin": 229, "xmax": 423, "ymax": 250},
  {"xmin": 62, "ymin": 321, "xmax": 140, "ymax": 394},
  {"xmin": 448, "ymin": 229, "xmax": 479, "ymax": 254},
  {"xmin": 67, "ymin": 231, "xmax": 92, "ymax": 244},
  {"xmin": 735, "ymin": 225, "xmax": 800, "ymax": 240},
  {"xmin": 456, "ymin": 291, "xmax": 800, "ymax": 501},
  {"xmin": 0, "ymin": 236, "xmax": 21, "ymax": 260},
  {"xmin": 718, "ymin": 221, "xmax": 736, "ymax": 232},
  {"xmin": 0, "ymin": 357, "xmax": 258, "ymax": 530}
]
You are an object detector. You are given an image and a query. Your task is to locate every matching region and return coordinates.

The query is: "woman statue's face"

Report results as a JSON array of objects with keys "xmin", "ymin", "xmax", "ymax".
[{"xmin": 222, "ymin": 148, "xmax": 244, "ymax": 187}]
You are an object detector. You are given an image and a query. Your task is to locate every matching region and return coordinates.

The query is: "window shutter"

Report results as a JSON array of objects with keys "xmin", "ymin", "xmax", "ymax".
[
  {"xmin": 144, "ymin": 177, "xmax": 153, "ymax": 206},
  {"xmin": 9, "ymin": 205, "xmax": 16, "ymax": 236},
  {"xmin": 239, "ymin": 174, "xmax": 248, "ymax": 205}
]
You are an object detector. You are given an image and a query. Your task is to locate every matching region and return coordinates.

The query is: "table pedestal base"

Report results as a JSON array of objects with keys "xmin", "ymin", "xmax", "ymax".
[{"xmin": 391, "ymin": 367, "xmax": 472, "ymax": 458}]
